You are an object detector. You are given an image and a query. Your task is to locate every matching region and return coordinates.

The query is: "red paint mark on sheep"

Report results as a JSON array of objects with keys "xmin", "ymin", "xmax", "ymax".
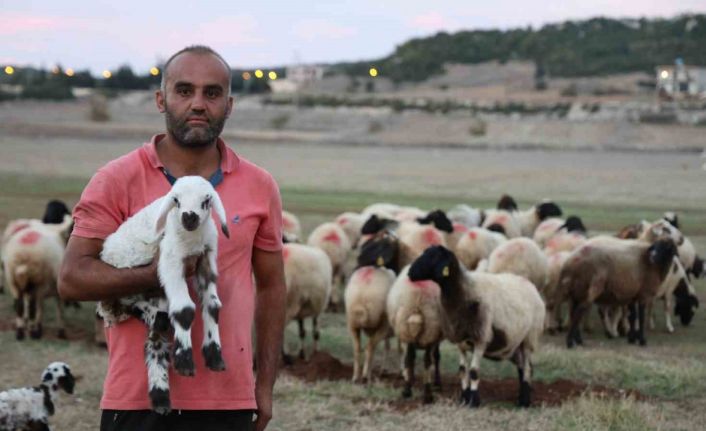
[
  {"xmin": 337, "ymin": 217, "xmax": 348, "ymax": 225},
  {"xmin": 323, "ymin": 231, "xmax": 341, "ymax": 245},
  {"xmin": 496, "ymin": 215, "xmax": 508, "ymax": 224},
  {"xmin": 355, "ymin": 267, "xmax": 375, "ymax": 283},
  {"xmin": 19, "ymin": 230, "xmax": 40, "ymax": 245},
  {"xmin": 453, "ymin": 223, "xmax": 468, "ymax": 233},
  {"xmin": 282, "ymin": 217, "xmax": 295, "ymax": 229},
  {"xmin": 9, "ymin": 222, "xmax": 31, "ymax": 237},
  {"xmin": 423, "ymin": 228, "xmax": 442, "ymax": 246},
  {"xmin": 468, "ymin": 231, "xmax": 478, "ymax": 240},
  {"xmin": 282, "ymin": 246, "xmax": 291, "ymax": 261}
]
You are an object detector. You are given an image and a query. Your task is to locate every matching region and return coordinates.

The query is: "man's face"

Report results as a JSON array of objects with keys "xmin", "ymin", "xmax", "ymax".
[{"xmin": 157, "ymin": 52, "xmax": 233, "ymax": 148}]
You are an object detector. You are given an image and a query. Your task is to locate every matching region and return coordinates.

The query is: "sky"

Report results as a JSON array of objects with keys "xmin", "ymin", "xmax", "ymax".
[{"xmin": 2, "ymin": 0, "xmax": 705, "ymax": 74}]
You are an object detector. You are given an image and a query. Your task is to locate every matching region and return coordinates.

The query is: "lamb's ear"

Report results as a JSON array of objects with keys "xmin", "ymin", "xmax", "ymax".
[
  {"xmin": 155, "ymin": 194, "xmax": 176, "ymax": 235},
  {"xmin": 211, "ymin": 192, "xmax": 230, "ymax": 239}
]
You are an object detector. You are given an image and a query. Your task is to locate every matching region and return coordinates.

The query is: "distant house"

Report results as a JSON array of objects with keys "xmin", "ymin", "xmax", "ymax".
[
  {"xmin": 269, "ymin": 65, "xmax": 325, "ymax": 93},
  {"xmin": 656, "ymin": 64, "xmax": 706, "ymax": 99}
]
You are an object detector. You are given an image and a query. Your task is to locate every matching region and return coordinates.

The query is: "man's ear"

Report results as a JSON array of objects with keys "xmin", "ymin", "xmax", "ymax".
[
  {"xmin": 225, "ymin": 95, "xmax": 234, "ymax": 118},
  {"xmin": 156, "ymin": 89, "xmax": 166, "ymax": 113}
]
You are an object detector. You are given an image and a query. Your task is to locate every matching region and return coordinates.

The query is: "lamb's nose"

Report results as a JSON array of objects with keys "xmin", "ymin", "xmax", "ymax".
[{"xmin": 182, "ymin": 212, "xmax": 199, "ymax": 231}]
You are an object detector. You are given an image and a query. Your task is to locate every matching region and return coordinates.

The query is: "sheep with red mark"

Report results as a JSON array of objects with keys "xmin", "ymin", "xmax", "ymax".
[
  {"xmin": 454, "ymin": 228, "xmax": 507, "ymax": 271},
  {"xmin": 562, "ymin": 236, "xmax": 678, "ymax": 348},
  {"xmin": 541, "ymin": 216, "xmax": 588, "ymax": 256},
  {"xmin": 515, "ymin": 200, "xmax": 563, "ymax": 237},
  {"xmin": 486, "ymin": 238, "xmax": 549, "ymax": 292},
  {"xmin": 307, "ymin": 222, "xmax": 352, "ymax": 310},
  {"xmin": 345, "ymin": 231, "xmax": 412, "ymax": 384},
  {"xmin": 282, "ymin": 210, "xmax": 303, "ymax": 243},
  {"xmin": 335, "ymin": 211, "xmax": 365, "ymax": 248},
  {"xmin": 282, "ymin": 243, "xmax": 332, "ymax": 362},
  {"xmin": 481, "ymin": 209, "xmax": 521, "ymax": 238},
  {"xmin": 544, "ymin": 251, "xmax": 572, "ymax": 333},
  {"xmin": 447, "ymin": 204, "xmax": 484, "ymax": 229},
  {"xmin": 408, "ymin": 246, "xmax": 545, "ymax": 408}
]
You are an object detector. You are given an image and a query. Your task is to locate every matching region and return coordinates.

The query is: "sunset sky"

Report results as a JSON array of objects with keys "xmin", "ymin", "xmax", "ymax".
[{"xmin": 3, "ymin": 0, "xmax": 705, "ymax": 74}]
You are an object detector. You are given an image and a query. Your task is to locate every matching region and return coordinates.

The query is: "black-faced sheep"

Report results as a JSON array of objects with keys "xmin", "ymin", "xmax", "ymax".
[{"xmin": 408, "ymin": 246, "xmax": 545, "ymax": 408}]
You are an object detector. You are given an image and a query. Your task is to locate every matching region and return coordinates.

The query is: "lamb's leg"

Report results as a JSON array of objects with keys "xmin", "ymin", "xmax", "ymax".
[
  {"xmin": 197, "ymin": 251, "xmax": 225, "ymax": 372},
  {"xmin": 312, "ymin": 317, "xmax": 320, "ymax": 354},
  {"xmin": 128, "ymin": 300, "xmax": 170, "ymax": 333},
  {"xmin": 362, "ymin": 327, "xmax": 387, "ymax": 384},
  {"xmin": 380, "ymin": 335, "xmax": 390, "ymax": 375},
  {"xmin": 467, "ymin": 344, "xmax": 485, "ymax": 407},
  {"xmin": 566, "ymin": 300, "xmax": 588, "ymax": 348},
  {"xmin": 422, "ymin": 345, "xmax": 435, "ymax": 404},
  {"xmin": 432, "ymin": 343, "xmax": 442, "ymax": 388},
  {"xmin": 297, "ymin": 319, "xmax": 306, "ymax": 360},
  {"xmin": 350, "ymin": 326, "xmax": 362, "ymax": 383},
  {"xmin": 627, "ymin": 303, "xmax": 638, "ymax": 344},
  {"xmin": 458, "ymin": 346, "xmax": 471, "ymax": 404},
  {"xmin": 402, "ymin": 343, "xmax": 416, "ymax": 399},
  {"xmin": 145, "ymin": 330, "xmax": 171, "ymax": 414},
  {"xmin": 637, "ymin": 303, "xmax": 647, "ymax": 346},
  {"xmin": 14, "ymin": 296, "xmax": 26, "ymax": 340},
  {"xmin": 160, "ymin": 257, "xmax": 196, "ymax": 376},
  {"xmin": 514, "ymin": 345, "xmax": 532, "ymax": 407},
  {"xmin": 29, "ymin": 295, "xmax": 44, "ymax": 339},
  {"xmin": 663, "ymin": 296, "xmax": 674, "ymax": 333}
]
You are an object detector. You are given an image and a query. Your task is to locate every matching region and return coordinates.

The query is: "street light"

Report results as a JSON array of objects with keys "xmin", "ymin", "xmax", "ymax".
[
  {"xmin": 4, "ymin": 66, "xmax": 14, "ymax": 75},
  {"xmin": 242, "ymin": 72, "xmax": 251, "ymax": 80},
  {"xmin": 369, "ymin": 67, "xmax": 378, "ymax": 77},
  {"xmin": 268, "ymin": 71, "xmax": 277, "ymax": 80},
  {"xmin": 150, "ymin": 67, "xmax": 160, "ymax": 76},
  {"xmin": 254, "ymin": 69, "xmax": 264, "ymax": 78},
  {"xmin": 102, "ymin": 70, "xmax": 112, "ymax": 79},
  {"xmin": 65, "ymin": 68, "xmax": 75, "ymax": 77}
]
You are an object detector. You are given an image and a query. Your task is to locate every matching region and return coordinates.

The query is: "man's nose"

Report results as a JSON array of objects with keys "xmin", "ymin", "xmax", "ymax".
[{"xmin": 191, "ymin": 92, "xmax": 206, "ymax": 111}]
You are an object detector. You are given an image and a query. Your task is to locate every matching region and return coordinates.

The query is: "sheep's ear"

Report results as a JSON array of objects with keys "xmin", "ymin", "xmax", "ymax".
[
  {"xmin": 155, "ymin": 194, "xmax": 176, "ymax": 235},
  {"xmin": 211, "ymin": 192, "xmax": 230, "ymax": 239}
]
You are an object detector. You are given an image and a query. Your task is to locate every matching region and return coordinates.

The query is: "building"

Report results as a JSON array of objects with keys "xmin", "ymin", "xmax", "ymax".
[{"xmin": 656, "ymin": 63, "xmax": 706, "ymax": 100}]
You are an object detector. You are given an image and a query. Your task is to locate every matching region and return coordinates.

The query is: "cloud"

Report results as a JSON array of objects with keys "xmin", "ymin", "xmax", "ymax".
[
  {"xmin": 291, "ymin": 19, "xmax": 357, "ymax": 41},
  {"xmin": 0, "ymin": 12, "xmax": 88, "ymax": 36},
  {"xmin": 408, "ymin": 11, "xmax": 462, "ymax": 33}
]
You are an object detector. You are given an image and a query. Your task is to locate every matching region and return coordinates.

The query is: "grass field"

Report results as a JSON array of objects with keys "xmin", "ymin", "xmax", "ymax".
[{"xmin": 0, "ymin": 168, "xmax": 705, "ymax": 431}]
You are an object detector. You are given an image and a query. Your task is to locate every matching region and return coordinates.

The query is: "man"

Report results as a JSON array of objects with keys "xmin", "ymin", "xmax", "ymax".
[{"xmin": 58, "ymin": 45, "xmax": 286, "ymax": 431}]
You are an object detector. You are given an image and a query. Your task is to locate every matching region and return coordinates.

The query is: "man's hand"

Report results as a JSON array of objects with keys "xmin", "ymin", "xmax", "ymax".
[{"xmin": 254, "ymin": 386, "xmax": 273, "ymax": 431}]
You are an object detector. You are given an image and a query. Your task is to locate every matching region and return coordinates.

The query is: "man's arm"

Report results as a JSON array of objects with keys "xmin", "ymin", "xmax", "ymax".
[
  {"xmin": 252, "ymin": 247, "xmax": 286, "ymax": 431},
  {"xmin": 58, "ymin": 236, "xmax": 161, "ymax": 301}
]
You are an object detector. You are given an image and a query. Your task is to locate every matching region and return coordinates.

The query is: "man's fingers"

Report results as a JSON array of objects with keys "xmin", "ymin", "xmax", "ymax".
[{"xmin": 254, "ymin": 412, "xmax": 271, "ymax": 431}]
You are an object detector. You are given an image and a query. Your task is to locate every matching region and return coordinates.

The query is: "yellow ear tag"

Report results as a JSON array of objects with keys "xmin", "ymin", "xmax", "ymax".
[
  {"xmin": 376, "ymin": 256, "xmax": 385, "ymax": 267},
  {"xmin": 442, "ymin": 266, "xmax": 450, "ymax": 277}
]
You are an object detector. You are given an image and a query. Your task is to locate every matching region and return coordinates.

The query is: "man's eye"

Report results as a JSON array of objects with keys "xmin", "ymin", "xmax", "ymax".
[
  {"xmin": 176, "ymin": 88, "xmax": 191, "ymax": 96},
  {"xmin": 206, "ymin": 89, "xmax": 220, "ymax": 98}
]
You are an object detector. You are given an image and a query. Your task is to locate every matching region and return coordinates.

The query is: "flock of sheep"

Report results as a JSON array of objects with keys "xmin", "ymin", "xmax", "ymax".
[{"xmin": 280, "ymin": 195, "xmax": 704, "ymax": 407}]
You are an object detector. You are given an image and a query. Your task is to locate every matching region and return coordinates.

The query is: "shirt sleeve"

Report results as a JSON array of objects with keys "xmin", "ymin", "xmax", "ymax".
[
  {"xmin": 253, "ymin": 174, "xmax": 283, "ymax": 252},
  {"xmin": 72, "ymin": 167, "xmax": 127, "ymax": 240}
]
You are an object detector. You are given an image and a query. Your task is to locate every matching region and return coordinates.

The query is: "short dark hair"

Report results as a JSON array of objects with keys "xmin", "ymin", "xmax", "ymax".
[{"xmin": 160, "ymin": 45, "xmax": 232, "ymax": 93}]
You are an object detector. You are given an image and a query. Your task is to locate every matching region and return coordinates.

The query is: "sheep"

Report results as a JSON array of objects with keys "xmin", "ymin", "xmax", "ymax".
[
  {"xmin": 361, "ymin": 212, "xmax": 449, "ymax": 259},
  {"xmin": 515, "ymin": 201, "xmax": 563, "ymax": 237},
  {"xmin": 408, "ymin": 246, "xmax": 545, "ymax": 408},
  {"xmin": 647, "ymin": 257, "xmax": 698, "ymax": 333},
  {"xmin": 282, "ymin": 210, "xmax": 302, "ymax": 243},
  {"xmin": 562, "ymin": 236, "xmax": 678, "ymax": 348},
  {"xmin": 97, "ymin": 176, "xmax": 230, "ymax": 414},
  {"xmin": 533, "ymin": 218, "xmax": 565, "ymax": 248},
  {"xmin": 387, "ymin": 265, "xmax": 444, "ymax": 404},
  {"xmin": 489, "ymin": 194, "xmax": 563, "ymax": 237},
  {"xmin": 282, "ymin": 243, "xmax": 332, "ymax": 362},
  {"xmin": 542, "ymin": 216, "xmax": 588, "ymax": 256},
  {"xmin": 544, "ymin": 251, "xmax": 572, "ymax": 333},
  {"xmin": 394, "ymin": 206, "xmax": 427, "ymax": 223},
  {"xmin": 486, "ymin": 238, "xmax": 549, "ymax": 292},
  {"xmin": 481, "ymin": 209, "xmax": 522, "ymax": 238},
  {"xmin": 335, "ymin": 211, "xmax": 365, "ymax": 248},
  {"xmin": 454, "ymin": 228, "xmax": 507, "ymax": 271},
  {"xmin": 447, "ymin": 204, "xmax": 484, "ymax": 229},
  {"xmin": 0, "ymin": 362, "xmax": 74, "ymax": 431},
  {"xmin": 2, "ymin": 222, "xmax": 71, "ymax": 340},
  {"xmin": 361, "ymin": 202, "xmax": 401, "ymax": 220},
  {"xmin": 307, "ymin": 222, "xmax": 351, "ymax": 310}
]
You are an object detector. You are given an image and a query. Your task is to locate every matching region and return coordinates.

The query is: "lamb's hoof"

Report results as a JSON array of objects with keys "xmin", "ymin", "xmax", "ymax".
[
  {"xmin": 15, "ymin": 328, "xmax": 25, "ymax": 341},
  {"xmin": 402, "ymin": 386, "xmax": 413, "ymax": 399},
  {"xmin": 57, "ymin": 328, "xmax": 67, "ymax": 340},
  {"xmin": 173, "ymin": 346, "xmax": 195, "ymax": 376},
  {"xmin": 639, "ymin": 338, "xmax": 647, "ymax": 347},
  {"xmin": 460, "ymin": 388, "xmax": 472, "ymax": 405},
  {"xmin": 422, "ymin": 384, "xmax": 434, "ymax": 404},
  {"xmin": 149, "ymin": 388, "xmax": 171, "ymax": 415},
  {"xmin": 566, "ymin": 337, "xmax": 576, "ymax": 349},
  {"xmin": 29, "ymin": 325, "xmax": 43, "ymax": 340},
  {"xmin": 469, "ymin": 390, "xmax": 481, "ymax": 408},
  {"xmin": 518, "ymin": 383, "xmax": 532, "ymax": 408},
  {"xmin": 202, "ymin": 343, "xmax": 226, "ymax": 371},
  {"xmin": 154, "ymin": 312, "xmax": 170, "ymax": 334}
]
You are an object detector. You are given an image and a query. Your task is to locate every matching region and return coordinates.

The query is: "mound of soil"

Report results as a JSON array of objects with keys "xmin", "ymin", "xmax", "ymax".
[{"xmin": 282, "ymin": 351, "xmax": 645, "ymax": 410}]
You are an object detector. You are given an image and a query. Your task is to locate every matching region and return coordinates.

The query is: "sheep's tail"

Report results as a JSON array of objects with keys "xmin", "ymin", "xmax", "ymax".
[
  {"xmin": 406, "ymin": 312, "xmax": 424, "ymax": 339},
  {"xmin": 13, "ymin": 264, "xmax": 30, "ymax": 293},
  {"xmin": 350, "ymin": 305, "xmax": 368, "ymax": 327}
]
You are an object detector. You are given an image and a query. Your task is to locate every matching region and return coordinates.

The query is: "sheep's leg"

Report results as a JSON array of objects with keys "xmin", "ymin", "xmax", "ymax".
[
  {"xmin": 637, "ymin": 303, "xmax": 647, "ymax": 346},
  {"xmin": 29, "ymin": 295, "xmax": 44, "ymax": 339},
  {"xmin": 14, "ymin": 296, "xmax": 26, "ymax": 340},
  {"xmin": 128, "ymin": 300, "xmax": 170, "ymax": 333},
  {"xmin": 422, "ymin": 346, "xmax": 434, "ymax": 404},
  {"xmin": 312, "ymin": 317, "xmax": 320, "ymax": 354},
  {"xmin": 363, "ymin": 327, "xmax": 387, "ymax": 384},
  {"xmin": 402, "ymin": 343, "xmax": 416, "ymax": 399},
  {"xmin": 566, "ymin": 300, "xmax": 588, "ymax": 348},
  {"xmin": 647, "ymin": 301, "xmax": 656, "ymax": 331},
  {"xmin": 350, "ymin": 327, "xmax": 362, "ymax": 382},
  {"xmin": 145, "ymin": 330, "xmax": 171, "ymax": 414},
  {"xmin": 197, "ymin": 252, "xmax": 225, "ymax": 372},
  {"xmin": 663, "ymin": 296, "xmax": 674, "ymax": 333},
  {"xmin": 160, "ymin": 257, "xmax": 196, "ymax": 376},
  {"xmin": 433, "ymin": 343, "xmax": 442, "ymax": 388},
  {"xmin": 467, "ymin": 344, "xmax": 485, "ymax": 407},
  {"xmin": 458, "ymin": 346, "xmax": 471, "ymax": 404},
  {"xmin": 380, "ymin": 335, "xmax": 390, "ymax": 375},
  {"xmin": 297, "ymin": 319, "xmax": 306, "ymax": 360},
  {"xmin": 627, "ymin": 303, "xmax": 638, "ymax": 344},
  {"xmin": 514, "ymin": 345, "xmax": 532, "ymax": 407}
]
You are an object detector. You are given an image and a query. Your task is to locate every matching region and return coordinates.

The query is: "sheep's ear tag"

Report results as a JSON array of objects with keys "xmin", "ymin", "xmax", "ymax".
[
  {"xmin": 442, "ymin": 266, "xmax": 450, "ymax": 277},
  {"xmin": 376, "ymin": 256, "xmax": 384, "ymax": 267}
]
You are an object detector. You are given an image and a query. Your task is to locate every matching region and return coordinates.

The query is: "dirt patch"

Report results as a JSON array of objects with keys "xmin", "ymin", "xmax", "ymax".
[
  {"xmin": 0, "ymin": 308, "xmax": 94, "ymax": 342},
  {"xmin": 282, "ymin": 351, "xmax": 646, "ymax": 410}
]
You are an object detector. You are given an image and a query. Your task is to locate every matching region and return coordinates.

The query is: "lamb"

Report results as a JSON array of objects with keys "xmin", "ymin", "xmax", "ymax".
[
  {"xmin": 345, "ymin": 231, "xmax": 409, "ymax": 383},
  {"xmin": 543, "ymin": 216, "xmax": 588, "ymax": 255},
  {"xmin": 562, "ymin": 236, "xmax": 677, "ymax": 348},
  {"xmin": 282, "ymin": 243, "xmax": 332, "ymax": 362},
  {"xmin": 335, "ymin": 211, "xmax": 365, "ymax": 248},
  {"xmin": 488, "ymin": 194, "xmax": 563, "ymax": 238},
  {"xmin": 386, "ymin": 265, "xmax": 444, "ymax": 404},
  {"xmin": 481, "ymin": 209, "xmax": 522, "ymax": 238},
  {"xmin": 307, "ymin": 222, "xmax": 351, "ymax": 310},
  {"xmin": 447, "ymin": 204, "xmax": 484, "ymax": 229},
  {"xmin": 282, "ymin": 210, "xmax": 302, "ymax": 243},
  {"xmin": 408, "ymin": 246, "xmax": 545, "ymax": 408},
  {"xmin": 2, "ymin": 220, "xmax": 72, "ymax": 340},
  {"xmin": 0, "ymin": 361, "xmax": 74, "ymax": 431},
  {"xmin": 97, "ymin": 176, "xmax": 230, "ymax": 414},
  {"xmin": 647, "ymin": 257, "xmax": 698, "ymax": 333},
  {"xmin": 486, "ymin": 238, "xmax": 549, "ymax": 292},
  {"xmin": 454, "ymin": 228, "xmax": 507, "ymax": 270},
  {"xmin": 544, "ymin": 251, "xmax": 572, "ymax": 333}
]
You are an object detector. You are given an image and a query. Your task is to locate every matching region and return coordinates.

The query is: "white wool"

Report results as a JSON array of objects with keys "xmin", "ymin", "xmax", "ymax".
[
  {"xmin": 487, "ymin": 238, "xmax": 549, "ymax": 292},
  {"xmin": 454, "ymin": 228, "xmax": 507, "ymax": 270}
]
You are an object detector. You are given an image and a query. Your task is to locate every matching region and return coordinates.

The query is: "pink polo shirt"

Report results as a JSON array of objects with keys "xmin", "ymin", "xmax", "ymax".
[{"xmin": 72, "ymin": 135, "xmax": 282, "ymax": 411}]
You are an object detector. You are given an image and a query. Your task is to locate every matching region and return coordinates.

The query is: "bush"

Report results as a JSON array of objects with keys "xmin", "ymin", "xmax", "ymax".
[
  {"xmin": 367, "ymin": 120, "xmax": 383, "ymax": 133},
  {"xmin": 89, "ymin": 94, "xmax": 110, "ymax": 122},
  {"xmin": 21, "ymin": 81, "xmax": 74, "ymax": 100},
  {"xmin": 469, "ymin": 117, "xmax": 487, "ymax": 136},
  {"xmin": 270, "ymin": 113, "xmax": 291, "ymax": 130}
]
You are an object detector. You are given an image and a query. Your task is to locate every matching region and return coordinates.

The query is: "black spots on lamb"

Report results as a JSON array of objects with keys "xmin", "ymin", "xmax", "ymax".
[
  {"xmin": 356, "ymin": 232, "xmax": 399, "ymax": 273},
  {"xmin": 417, "ymin": 210, "xmax": 454, "ymax": 233},
  {"xmin": 486, "ymin": 224, "xmax": 506, "ymax": 235},
  {"xmin": 361, "ymin": 215, "xmax": 397, "ymax": 235}
]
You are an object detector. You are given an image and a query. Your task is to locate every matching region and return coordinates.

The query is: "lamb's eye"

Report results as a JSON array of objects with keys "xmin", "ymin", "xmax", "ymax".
[
  {"xmin": 201, "ymin": 197, "xmax": 211, "ymax": 210},
  {"xmin": 173, "ymin": 197, "xmax": 180, "ymax": 208}
]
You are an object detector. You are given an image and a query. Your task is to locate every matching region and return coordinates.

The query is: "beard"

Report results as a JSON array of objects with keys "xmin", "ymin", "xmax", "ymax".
[{"xmin": 164, "ymin": 103, "xmax": 226, "ymax": 148}]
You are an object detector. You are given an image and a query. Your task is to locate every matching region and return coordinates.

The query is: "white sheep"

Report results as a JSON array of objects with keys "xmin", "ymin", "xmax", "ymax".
[
  {"xmin": 97, "ymin": 176, "xmax": 230, "ymax": 414},
  {"xmin": 2, "ymin": 221, "xmax": 71, "ymax": 340},
  {"xmin": 544, "ymin": 251, "xmax": 572, "ymax": 333},
  {"xmin": 486, "ymin": 237, "xmax": 549, "ymax": 292},
  {"xmin": 447, "ymin": 204, "xmax": 483, "ymax": 229},
  {"xmin": 335, "ymin": 211, "xmax": 365, "ymax": 248},
  {"xmin": 282, "ymin": 210, "xmax": 302, "ymax": 243},
  {"xmin": 408, "ymin": 246, "xmax": 545, "ymax": 408},
  {"xmin": 454, "ymin": 228, "xmax": 507, "ymax": 271},
  {"xmin": 361, "ymin": 202, "xmax": 401, "ymax": 220},
  {"xmin": 0, "ymin": 361, "xmax": 74, "ymax": 431},
  {"xmin": 307, "ymin": 222, "xmax": 351, "ymax": 310},
  {"xmin": 481, "ymin": 209, "xmax": 522, "ymax": 238},
  {"xmin": 282, "ymin": 243, "xmax": 332, "ymax": 361}
]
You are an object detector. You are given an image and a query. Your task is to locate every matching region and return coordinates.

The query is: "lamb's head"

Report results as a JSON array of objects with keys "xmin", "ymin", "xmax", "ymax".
[
  {"xmin": 663, "ymin": 211, "xmax": 679, "ymax": 229},
  {"xmin": 497, "ymin": 194, "xmax": 518, "ymax": 211},
  {"xmin": 673, "ymin": 278, "xmax": 699, "ymax": 326},
  {"xmin": 647, "ymin": 238, "xmax": 678, "ymax": 274},
  {"xmin": 560, "ymin": 215, "xmax": 587, "ymax": 234},
  {"xmin": 408, "ymin": 245, "xmax": 461, "ymax": 294},
  {"xmin": 643, "ymin": 220, "xmax": 683, "ymax": 246},
  {"xmin": 41, "ymin": 362, "xmax": 74, "ymax": 394},
  {"xmin": 536, "ymin": 200, "xmax": 562, "ymax": 221},
  {"xmin": 357, "ymin": 231, "xmax": 400, "ymax": 273},
  {"xmin": 417, "ymin": 209, "xmax": 453, "ymax": 233},
  {"xmin": 155, "ymin": 176, "xmax": 229, "ymax": 238},
  {"xmin": 360, "ymin": 214, "xmax": 398, "ymax": 235}
]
